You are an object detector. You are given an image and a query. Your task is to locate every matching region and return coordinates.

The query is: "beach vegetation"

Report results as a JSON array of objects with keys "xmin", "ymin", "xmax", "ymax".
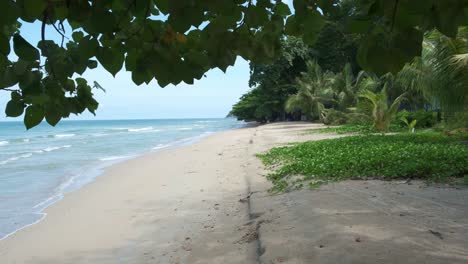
[
  {"xmin": 232, "ymin": 25, "xmax": 468, "ymax": 133},
  {"xmin": 358, "ymin": 87, "xmax": 406, "ymax": 132},
  {"xmin": 284, "ymin": 61, "xmax": 335, "ymax": 120},
  {"xmin": 310, "ymin": 124, "xmax": 405, "ymax": 135},
  {"xmin": 258, "ymin": 133, "xmax": 468, "ymax": 192},
  {"xmin": 400, "ymin": 116, "xmax": 417, "ymax": 134}
]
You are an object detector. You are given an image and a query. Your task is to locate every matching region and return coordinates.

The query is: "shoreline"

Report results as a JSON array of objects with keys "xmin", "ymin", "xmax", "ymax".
[
  {"xmin": 0, "ymin": 126, "xmax": 244, "ymax": 242},
  {"xmin": 1, "ymin": 122, "xmax": 467, "ymax": 264},
  {"xmin": 0, "ymin": 122, "xmax": 268, "ymax": 263}
]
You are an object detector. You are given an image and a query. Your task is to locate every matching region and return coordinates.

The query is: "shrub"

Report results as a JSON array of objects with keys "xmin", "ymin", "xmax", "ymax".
[
  {"xmin": 396, "ymin": 110, "xmax": 438, "ymax": 128},
  {"xmin": 358, "ymin": 88, "xmax": 406, "ymax": 132},
  {"xmin": 345, "ymin": 112, "xmax": 372, "ymax": 125},
  {"xmin": 258, "ymin": 133, "xmax": 468, "ymax": 192},
  {"xmin": 311, "ymin": 123, "xmax": 404, "ymax": 134},
  {"xmin": 320, "ymin": 109, "xmax": 347, "ymax": 125},
  {"xmin": 442, "ymin": 111, "xmax": 468, "ymax": 130}
]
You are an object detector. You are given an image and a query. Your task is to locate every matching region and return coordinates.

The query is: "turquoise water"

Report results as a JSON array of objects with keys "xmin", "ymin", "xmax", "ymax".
[{"xmin": 0, "ymin": 118, "xmax": 245, "ymax": 239}]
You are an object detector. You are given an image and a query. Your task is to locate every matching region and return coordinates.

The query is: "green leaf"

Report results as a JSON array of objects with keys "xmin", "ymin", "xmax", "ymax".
[
  {"xmin": 24, "ymin": 0, "xmax": 47, "ymax": 17},
  {"xmin": 72, "ymin": 31, "xmax": 84, "ymax": 42},
  {"xmin": 275, "ymin": 2, "xmax": 291, "ymax": 17},
  {"xmin": 53, "ymin": 4, "xmax": 69, "ymax": 20},
  {"xmin": 0, "ymin": 34, "xmax": 10, "ymax": 55},
  {"xmin": 132, "ymin": 69, "xmax": 152, "ymax": 85},
  {"xmin": 45, "ymin": 105, "xmax": 62, "ymax": 126},
  {"xmin": 285, "ymin": 10, "xmax": 325, "ymax": 44},
  {"xmin": 0, "ymin": 0, "xmax": 19, "ymax": 26},
  {"xmin": 28, "ymin": 94, "xmax": 49, "ymax": 105},
  {"xmin": 155, "ymin": 0, "xmax": 169, "ymax": 14},
  {"xmin": 285, "ymin": 16, "xmax": 301, "ymax": 35},
  {"xmin": 96, "ymin": 47, "xmax": 124, "ymax": 76},
  {"xmin": 87, "ymin": 59, "xmax": 98, "ymax": 69},
  {"xmin": 302, "ymin": 11, "xmax": 325, "ymax": 45},
  {"xmin": 24, "ymin": 105, "xmax": 44, "ymax": 129},
  {"xmin": 0, "ymin": 67, "xmax": 18, "ymax": 88},
  {"xmin": 77, "ymin": 37, "xmax": 98, "ymax": 59},
  {"xmin": 89, "ymin": 10, "xmax": 116, "ymax": 33},
  {"xmin": 434, "ymin": 10, "xmax": 460, "ymax": 38},
  {"xmin": 244, "ymin": 5, "xmax": 269, "ymax": 28},
  {"xmin": 346, "ymin": 18, "xmax": 372, "ymax": 34},
  {"xmin": 64, "ymin": 79, "xmax": 76, "ymax": 92},
  {"xmin": 111, "ymin": 0, "xmax": 127, "ymax": 11},
  {"xmin": 13, "ymin": 59, "xmax": 29, "ymax": 75},
  {"xmin": 86, "ymin": 98, "xmax": 99, "ymax": 115},
  {"xmin": 357, "ymin": 27, "xmax": 423, "ymax": 75},
  {"xmin": 5, "ymin": 99, "xmax": 24, "ymax": 117},
  {"xmin": 13, "ymin": 34, "xmax": 39, "ymax": 61}
]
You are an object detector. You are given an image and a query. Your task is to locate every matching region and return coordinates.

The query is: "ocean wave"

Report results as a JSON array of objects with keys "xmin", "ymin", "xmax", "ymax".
[
  {"xmin": 32, "ymin": 172, "xmax": 81, "ymax": 210},
  {"xmin": 151, "ymin": 131, "xmax": 214, "ymax": 151},
  {"xmin": 196, "ymin": 120, "xmax": 217, "ymax": 123},
  {"xmin": 128, "ymin": 127, "xmax": 154, "ymax": 132},
  {"xmin": 99, "ymin": 155, "xmax": 132, "ymax": 161},
  {"xmin": 107, "ymin": 127, "xmax": 160, "ymax": 133},
  {"xmin": 0, "ymin": 147, "xmax": 66, "ymax": 165},
  {"xmin": 0, "ymin": 141, "xmax": 9, "ymax": 146},
  {"xmin": 176, "ymin": 127, "xmax": 193, "ymax": 131},
  {"xmin": 0, "ymin": 153, "xmax": 34, "ymax": 165},
  {"xmin": 91, "ymin": 133, "xmax": 108, "ymax": 137},
  {"xmin": 152, "ymin": 143, "xmax": 172, "ymax": 150},
  {"xmin": 3, "ymin": 171, "xmax": 82, "ymax": 240},
  {"xmin": 7, "ymin": 138, "xmax": 31, "ymax": 143},
  {"xmin": 43, "ymin": 145, "xmax": 72, "ymax": 152},
  {"xmin": 54, "ymin": 134, "xmax": 76, "ymax": 138}
]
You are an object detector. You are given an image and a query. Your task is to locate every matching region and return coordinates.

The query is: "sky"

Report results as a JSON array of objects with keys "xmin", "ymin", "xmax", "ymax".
[
  {"xmin": 0, "ymin": 20, "xmax": 252, "ymax": 121},
  {"xmin": 0, "ymin": 1, "xmax": 296, "ymax": 122}
]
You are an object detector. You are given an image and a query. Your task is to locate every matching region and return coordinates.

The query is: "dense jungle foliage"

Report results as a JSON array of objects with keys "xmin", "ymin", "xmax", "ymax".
[
  {"xmin": 227, "ymin": 1, "xmax": 468, "ymax": 191},
  {"xmin": 231, "ymin": 8, "xmax": 468, "ymax": 133}
]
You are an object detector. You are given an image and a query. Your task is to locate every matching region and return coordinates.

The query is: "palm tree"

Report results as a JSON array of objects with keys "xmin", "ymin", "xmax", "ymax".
[
  {"xmin": 359, "ymin": 85, "xmax": 406, "ymax": 132},
  {"xmin": 398, "ymin": 27, "xmax": 468, "ymax": 112},
  {"xmin": 329, "ymin": 63, "xmax": 367, "ymax": 110},
  {"xmin": 285, "ymin": 61, "xmax": 336, "ymax": 120}
]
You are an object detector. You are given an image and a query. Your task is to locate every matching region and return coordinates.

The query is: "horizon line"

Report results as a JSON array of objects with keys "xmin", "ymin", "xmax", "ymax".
[{"xmin": 0, "ymin": 117, "xmax": 235, "ymax": 123}]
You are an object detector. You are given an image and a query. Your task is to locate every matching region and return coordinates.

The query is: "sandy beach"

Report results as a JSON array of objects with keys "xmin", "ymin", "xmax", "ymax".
[{"xmin": 1, "ymin": 122, "xmax": 467, "ymax": 264}]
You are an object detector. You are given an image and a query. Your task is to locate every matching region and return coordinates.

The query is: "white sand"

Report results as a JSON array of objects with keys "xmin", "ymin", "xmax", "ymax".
[{"xmin": 1, "ymin": 122, "xmax": 467, "ymax": 264}]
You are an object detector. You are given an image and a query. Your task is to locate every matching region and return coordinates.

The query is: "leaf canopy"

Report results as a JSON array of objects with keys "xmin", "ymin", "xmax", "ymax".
[{"xmin": 0, "ymin": 0, "xmax": 467, "ymax": 128}]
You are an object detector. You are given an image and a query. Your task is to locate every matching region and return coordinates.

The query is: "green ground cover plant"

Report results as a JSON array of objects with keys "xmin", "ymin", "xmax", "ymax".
[
  {"xmin": 310, "ymin": 124, "xmax": 404, "ymax": 134},
  {"xmin": 258, "ymin": 133, "xmax": 468, "ymax": 192}
]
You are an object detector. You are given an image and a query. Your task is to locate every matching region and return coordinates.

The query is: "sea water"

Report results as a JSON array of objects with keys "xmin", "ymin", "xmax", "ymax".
[{"xmin": 0, "ymin": 118, "xmax": 245, "ymax": 239}]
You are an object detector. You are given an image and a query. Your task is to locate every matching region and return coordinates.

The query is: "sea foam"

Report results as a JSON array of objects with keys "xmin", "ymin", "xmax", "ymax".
[
  {"xmin": 152, "ymin": 143, "xmax": 172, "ymax": 150},
  {"xmin": 128, "ymin": 127, "xmax": 154, "ymax": 132},
  {"xmin": 99, "ymin": 155, "xmax": 132, "ymax": 161},
  {"xmin": 0, "ymin": 153, "xmax": 34, "ymax": 165},
  {"xmin": 54, "ymin": 134, "xmax": 76, "ymax": 138},
  {"xmin": 43, "ymin": 145, "xmax": 72, "ymax": 152}
]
